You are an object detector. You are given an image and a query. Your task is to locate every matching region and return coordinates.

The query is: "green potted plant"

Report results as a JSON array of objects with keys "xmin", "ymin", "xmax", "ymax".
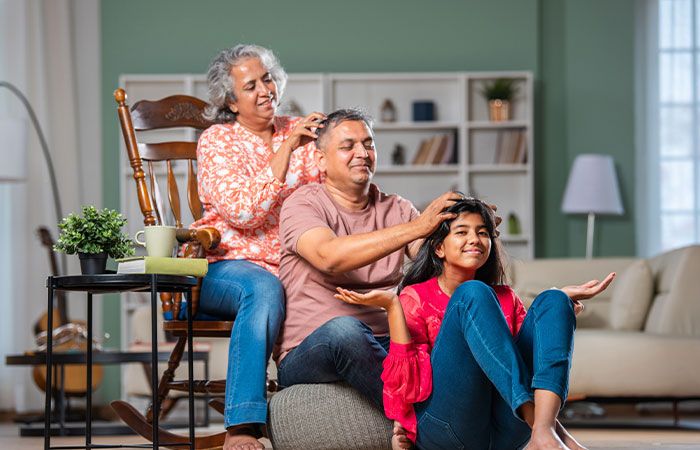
[
  {"xmin": 54, "ymin": 205, "xmax": 135, "ymax": 274},
  {"xmin": 480, "ymin": 78, "xmax": 519, "ymax": 122}
]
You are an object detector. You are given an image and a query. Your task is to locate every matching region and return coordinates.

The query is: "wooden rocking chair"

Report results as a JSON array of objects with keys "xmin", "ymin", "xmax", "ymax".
[{"xmin": 111, "ymin": 88, "xmax": 230, "ymax": 449}]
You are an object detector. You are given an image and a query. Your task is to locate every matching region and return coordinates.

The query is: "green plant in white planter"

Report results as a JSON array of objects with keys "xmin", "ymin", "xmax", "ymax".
[{"xmin": 54, "ymin": 206, "xmax": 135, "ymax": 274}]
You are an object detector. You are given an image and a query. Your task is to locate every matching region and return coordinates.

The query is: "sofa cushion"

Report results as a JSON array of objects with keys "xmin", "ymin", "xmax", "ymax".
[
  {"xmin": 645, "ymin": 245, "xmax": 700, "ymax": 336},
  {"xmin": 609, "ymin": 260, "xmax": 654, "ymax": 331},
  {"xmin": 569, "ymin": 329, "xmax": 700, "ymax": 397}
]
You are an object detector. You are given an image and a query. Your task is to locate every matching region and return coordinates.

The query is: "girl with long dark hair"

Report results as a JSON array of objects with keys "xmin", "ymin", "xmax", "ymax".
[{"xmin": 335, "ymin": 198, "xmax": 615, "ymax": 450}]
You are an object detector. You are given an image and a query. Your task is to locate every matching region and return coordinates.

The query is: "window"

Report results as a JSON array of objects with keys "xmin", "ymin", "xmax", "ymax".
[{"xmin": 655, "ymin": 0, "xmax": 700, "ymax": 251}]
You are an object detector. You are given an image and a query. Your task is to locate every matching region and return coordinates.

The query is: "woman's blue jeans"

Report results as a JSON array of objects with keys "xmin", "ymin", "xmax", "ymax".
[
  {"xmin": 196, "ymin": 260, "xmax": 285, "ymax": 428},
  {"xmin": 415, "ymin": 281, "xmax": 576, "ymax": 450}
]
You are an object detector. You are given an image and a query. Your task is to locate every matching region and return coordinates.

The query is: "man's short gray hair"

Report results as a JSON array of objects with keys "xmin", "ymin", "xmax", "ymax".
[
  {"xmin": 315, "ymin": 108, "xmax": 374, "ymax": 150},
  {"xmin": 203, "ymin": 44, "xmax": 288, "ymax": 123}
]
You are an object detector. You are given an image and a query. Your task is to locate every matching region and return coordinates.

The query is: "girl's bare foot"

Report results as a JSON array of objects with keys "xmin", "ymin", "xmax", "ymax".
[
  {"xmin": 555, "ymin": 420, "xmax": 588, "ymax": 450},
  {"xmin": 223, "ymin": 424, "xmax": 264, "ymax": 450},
  {"xmin": 524, "ymin": 425, "xmax": 571, "ymax": 450}
]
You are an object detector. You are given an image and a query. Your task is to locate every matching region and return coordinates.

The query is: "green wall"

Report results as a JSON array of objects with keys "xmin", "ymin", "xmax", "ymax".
[{"xmin": 100, "ymin": 0, "xmax": 636, "ymax": 398}]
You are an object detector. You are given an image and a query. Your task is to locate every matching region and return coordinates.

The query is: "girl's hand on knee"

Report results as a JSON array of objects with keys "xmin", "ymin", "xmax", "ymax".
[
  {"xmin": 392, "ymin": 421, "xmax": 414, "ymax": 449},
  {"xmin": 561, "ymin": 272, "xmax": 616, "ymax": 303},
  {"xmin": 334, "ymin": 288, "xmax": 399, "ymax": 311}
]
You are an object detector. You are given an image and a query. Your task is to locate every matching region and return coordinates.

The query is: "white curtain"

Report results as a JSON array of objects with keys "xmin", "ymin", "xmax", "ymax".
[{"xmin": 0, "ymin": 0, "xmax": 100, "ymax": 412}]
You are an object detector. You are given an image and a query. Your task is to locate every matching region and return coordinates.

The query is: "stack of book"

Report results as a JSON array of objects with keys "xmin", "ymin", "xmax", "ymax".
[
  {"xmin": 116, "ymin": 256, "xmax": 208, "ymax": 277},
  {"xmin": 494, "ymin": 130, "xmax": 527, "ymax": 164},
  {"xmin": 411, "ymin": 133, "xmax": 455, "ymax": 165}
]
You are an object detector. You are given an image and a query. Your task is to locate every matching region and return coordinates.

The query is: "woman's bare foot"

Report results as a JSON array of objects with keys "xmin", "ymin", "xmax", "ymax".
[
  {"xmin": 555, "ymin": 420, "xmax": 588, "ymax": 450},
  {"xmin": 223, "ymin": 424, "xmax": 264, "ymax": 450},
  {"xmin": 524, "ymin": 425, "xmax": 571, "ymax": 450}
]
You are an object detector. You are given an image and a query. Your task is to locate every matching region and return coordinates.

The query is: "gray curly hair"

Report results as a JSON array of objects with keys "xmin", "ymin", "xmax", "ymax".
[{"xmin": 203, "ymin": 44, "xmax": 288, "ymax": 123}]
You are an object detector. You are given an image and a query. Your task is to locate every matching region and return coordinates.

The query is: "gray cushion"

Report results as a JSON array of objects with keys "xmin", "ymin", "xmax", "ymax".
[
  {"xmin": 268, "ymin": 383, "xmax": 392, "ymax": 450},
  {"xmin": 609, "ymin": 259, "xmax": 654, "ymax": 331}
]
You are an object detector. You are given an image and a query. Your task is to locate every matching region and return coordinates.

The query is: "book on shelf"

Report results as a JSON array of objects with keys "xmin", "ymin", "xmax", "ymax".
[
  {"xmin": 425, "ymin": 135, "xmax": 444, "ymax": 164},
  {"xmin": 494, "ymin": 130, "xmax": 527, "ymax": 164},
  {"xmin": 411, "ymin": 134, "xmax": 455, "ymax": 165},
  {"xmin": 412, "ymin": 137, "xmax": 434, "ymax": 164},
  {"xmin": 440, "ymin": 132, "xmax": 456, "ymax": 164},
  {"xmin": 429, "ymin": 134, "xmax": 448, "ymax": 164},
  {"xmin": 116, "ymin": 256, "xmax": 208, "ymax": 277},
  {"xmin": 515, "ymin": 131, "xmax": 527, "ymax": 163}
]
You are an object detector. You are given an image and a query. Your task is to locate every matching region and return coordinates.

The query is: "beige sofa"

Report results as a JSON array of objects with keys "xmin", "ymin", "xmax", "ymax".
[{"xmin": 509, "ymin": 244, "xmax": 700, "ymax": 399}]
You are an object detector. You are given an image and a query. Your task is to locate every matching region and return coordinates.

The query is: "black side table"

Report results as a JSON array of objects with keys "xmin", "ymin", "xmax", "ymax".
[{"xmin": 44, "ymin": 274, "xmax": 198, "ymax": 450}]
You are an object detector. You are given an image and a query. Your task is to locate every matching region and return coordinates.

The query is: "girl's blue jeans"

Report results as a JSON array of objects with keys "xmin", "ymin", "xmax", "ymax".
[
  {"xmin": 415, "ymin": 281, "xmax": 576, "ymax": 450},
  {"xmin": 195, "ymin": 259, "xmax": 284, "ymax": 428}
]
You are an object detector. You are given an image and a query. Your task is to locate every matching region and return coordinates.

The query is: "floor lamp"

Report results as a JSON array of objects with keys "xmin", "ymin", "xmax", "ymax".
[
  {"xmin": 561, "ymin": 154, "xmax": 624, "ymax": 259},
  {"xmin": 0, "ymin": 80, "xmax": 66, "ymax": 275}
]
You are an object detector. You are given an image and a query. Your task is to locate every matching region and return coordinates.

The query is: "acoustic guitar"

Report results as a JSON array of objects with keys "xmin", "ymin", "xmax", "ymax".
[{"xmin": 32, "ymin": 227, "xmax": 103, "ymax": 395}]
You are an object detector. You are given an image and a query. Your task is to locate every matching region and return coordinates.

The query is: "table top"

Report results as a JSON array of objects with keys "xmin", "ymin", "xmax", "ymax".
[
  {"xmin": 47, "ymin": 274, "xmax": 197, "ymax": 293},
  {"xmin": 6, "ymin": 349, "xmax": 209, "ymax": 365}
]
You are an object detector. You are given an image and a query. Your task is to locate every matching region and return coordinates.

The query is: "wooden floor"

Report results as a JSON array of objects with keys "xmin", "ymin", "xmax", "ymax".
[
  {"xmin": 2, "ymin": 410, "xmax": 700, "ymax": 449},
  {"xmin": 1, "ymin": 424, "xmax": 699, "ymax": 449}
]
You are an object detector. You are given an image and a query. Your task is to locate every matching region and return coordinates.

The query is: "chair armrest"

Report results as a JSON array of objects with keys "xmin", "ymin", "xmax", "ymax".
[{"xmin": 176, "ymin": 227, "xmax": 221, "ymax": 251}]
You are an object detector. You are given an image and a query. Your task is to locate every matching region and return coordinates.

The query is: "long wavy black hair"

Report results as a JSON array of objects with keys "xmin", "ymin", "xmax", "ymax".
[{"xmin": 399, "ymin": 197, "xmax": 506, "ymax": 292}]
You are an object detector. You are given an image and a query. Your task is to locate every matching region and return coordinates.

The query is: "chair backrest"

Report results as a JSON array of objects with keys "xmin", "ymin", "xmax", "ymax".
[
  {"xmin": 115, "ymin": 88, "xmax": 215, "ymax": 320},
  {"xmin": 114, "ymin": 88, "xmax": 214, "ymax": 229}
]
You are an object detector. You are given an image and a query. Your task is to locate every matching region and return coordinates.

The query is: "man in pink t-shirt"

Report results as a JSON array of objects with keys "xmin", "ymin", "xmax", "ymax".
[{"xmin": 276, "ymin": 108, "xmax": 462, "ymax": 410}]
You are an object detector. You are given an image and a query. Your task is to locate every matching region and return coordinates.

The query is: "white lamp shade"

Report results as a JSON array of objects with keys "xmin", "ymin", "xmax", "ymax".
[
  {"xmin": 0, "ymin": 118, "xmax": 28, "ymax": 181},
  {"xmin": 561, "ymin": 154, "xmax": 624, "ymax": 215}
]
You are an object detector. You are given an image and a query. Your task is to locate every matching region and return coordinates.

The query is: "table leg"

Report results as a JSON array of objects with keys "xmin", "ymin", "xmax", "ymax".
[
  {"xmin": 86, "ymin": 292, "xmax": 93, "ymax": 447},
  {"xmin": 59, "ymin": 364, "xmax": 66, "ymax": 436},
  {"xmin": 44, "ymin": 277, "xmax": 54, "ymax": 450},
  {"xmin": 151, "ymin": 275, "xmax": 159, "ymax": 449},
  {"xmin": 187, "ymin": 288, "xmax": 194, "ymax": 450},
  {"xmin": 204, "ymin": 356, "xmax": 210, "ymax": 427}
]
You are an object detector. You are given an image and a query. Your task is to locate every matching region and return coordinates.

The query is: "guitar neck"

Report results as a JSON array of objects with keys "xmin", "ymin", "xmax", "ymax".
[{"xmin": 37, "ymin": 226, "xmax": 68, "ymax": 324}]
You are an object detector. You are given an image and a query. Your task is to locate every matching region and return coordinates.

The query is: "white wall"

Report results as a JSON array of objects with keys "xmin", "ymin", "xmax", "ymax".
[{"xmin": 0, "ymin": 0, "xmax": 102, "ymax": 412}]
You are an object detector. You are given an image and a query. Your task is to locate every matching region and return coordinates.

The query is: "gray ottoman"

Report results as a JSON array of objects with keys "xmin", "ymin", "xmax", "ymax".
[{"xmin": 268, "ymin": 383, "xmax": 392, "ymax": 450}]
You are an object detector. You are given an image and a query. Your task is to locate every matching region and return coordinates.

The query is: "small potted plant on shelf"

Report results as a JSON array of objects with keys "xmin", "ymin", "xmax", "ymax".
[
  {"xmin": 480, "ymin": 78, "xmax": 518, "ymax": 122},
  {"xmin": 54, "ymin": 205, "xmax": 135, "ymax": 275}
]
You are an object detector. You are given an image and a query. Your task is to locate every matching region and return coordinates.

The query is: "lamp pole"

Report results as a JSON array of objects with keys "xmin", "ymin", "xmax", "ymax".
[
  {"xmin": 1, "ymin": 81, "xmax": 66, "ymax": 275},
  {"xmin": 586, "ymin": 212, "xmax": 595, "ymax": 260}
]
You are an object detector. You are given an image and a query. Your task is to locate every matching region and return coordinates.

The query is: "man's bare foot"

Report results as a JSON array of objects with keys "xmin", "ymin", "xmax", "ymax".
[
  {"xmin": 555, "ymin": 420, "xmax": 588, "ymax": 450},
  {"xmin": 223, "ymin": 424, "xmax": 264, "ymax": 450},
  {"xmin": 524, "ymin": 425, "xmax": 571, "ymax": 450}
]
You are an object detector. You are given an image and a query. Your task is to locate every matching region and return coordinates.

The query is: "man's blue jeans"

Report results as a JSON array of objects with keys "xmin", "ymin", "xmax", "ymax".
[
  {"xmin": 415, "ymin": 281, "xmax": 576, "ymax": 450},
  {"xmin": 196, "ymin": 259, "xmax": 285, "ymax": 428},
  {"xmin": 277, "ymin": 316, "xmax": 390, "ymax": 409}
]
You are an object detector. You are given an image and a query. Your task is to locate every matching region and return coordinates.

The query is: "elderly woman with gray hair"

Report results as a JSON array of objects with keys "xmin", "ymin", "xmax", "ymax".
[{"xmin": 191, "ymin": 44, "xmax": 326, "ymax": 450}]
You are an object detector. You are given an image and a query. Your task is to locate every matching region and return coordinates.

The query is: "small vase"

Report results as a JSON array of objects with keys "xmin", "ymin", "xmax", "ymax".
[
  {"xmin": 78, "ymin": 252, "xmax": 108, "ymax": 275},
  {"xmin": 488, "ymin": 99, "xmax": 510, "ymax": 122}
]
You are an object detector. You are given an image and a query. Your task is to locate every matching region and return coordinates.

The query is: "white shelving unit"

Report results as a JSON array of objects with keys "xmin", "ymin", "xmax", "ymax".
[{"xmin": 117, "ymin": 72, "xmax": 534, "ymax": 390}]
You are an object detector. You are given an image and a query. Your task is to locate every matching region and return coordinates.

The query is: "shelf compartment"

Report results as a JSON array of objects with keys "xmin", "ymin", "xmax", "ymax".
[
  {"xmin": 467, "ymin": 77, "xmax": 530, "ymax": 122},
  {"xmin": 468, "ymin": 128, "xmax": 528, "ymax": 165},
  {"xmin": 331, "ymin": 78, "xmax": 462, "ymax": 123}
]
